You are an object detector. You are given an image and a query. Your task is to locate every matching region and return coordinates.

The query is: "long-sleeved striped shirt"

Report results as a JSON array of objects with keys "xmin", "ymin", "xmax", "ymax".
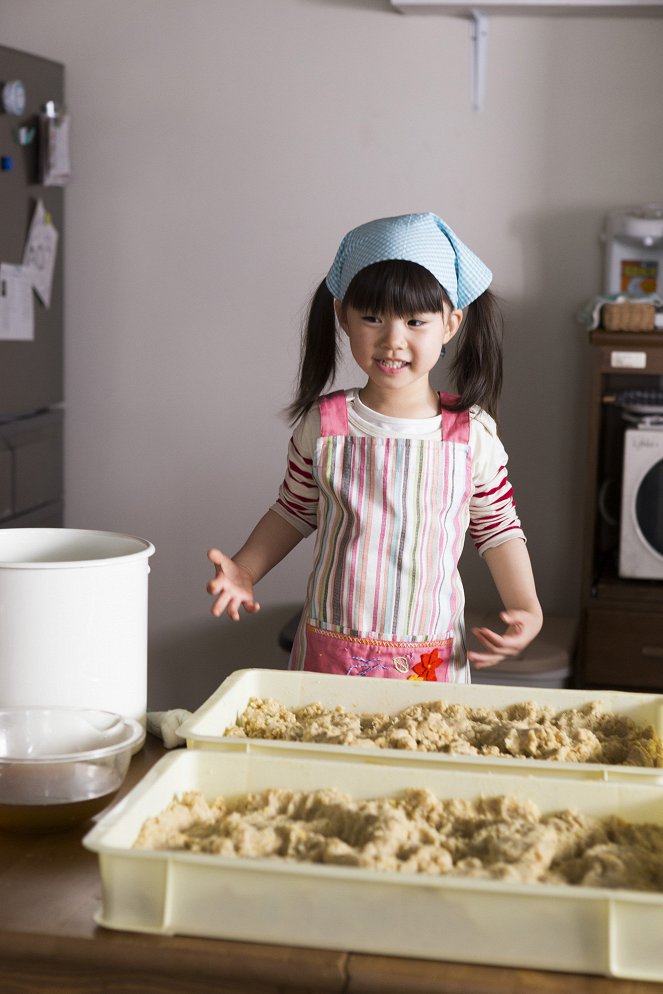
[{"xmin": 271, "ymin": 390, "xmax": 524, "ymax": 555}]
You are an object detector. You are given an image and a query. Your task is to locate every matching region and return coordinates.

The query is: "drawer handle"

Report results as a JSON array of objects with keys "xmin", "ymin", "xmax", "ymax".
[{"xmin": 642, "ymin": 645, "xmax": 663, "ymax": 659}]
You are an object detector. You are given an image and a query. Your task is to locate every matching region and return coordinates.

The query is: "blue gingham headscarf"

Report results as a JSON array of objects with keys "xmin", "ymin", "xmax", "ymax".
[{"xmin": 326, "ymin": 212, "xmax": 492, "ymax": 309}]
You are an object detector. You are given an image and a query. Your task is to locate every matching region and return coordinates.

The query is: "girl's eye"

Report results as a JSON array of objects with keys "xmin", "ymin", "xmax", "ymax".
[
  {"xmin": 407, "ymin": 318, "xmax": 425, "ymax": 327},
  {"xmin": 361, "ymin": 315, "xmax": 381, "ymax": 324}
]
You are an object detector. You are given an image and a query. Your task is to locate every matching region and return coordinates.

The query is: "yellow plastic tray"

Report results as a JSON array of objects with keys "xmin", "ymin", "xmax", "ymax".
[
  {"xmin": 84, "ymin": 749, "xmax": 663, "ymax": 980},
  {"xmin": 177, "ymin": 668, "xmax": 663, "ymax": 784}
]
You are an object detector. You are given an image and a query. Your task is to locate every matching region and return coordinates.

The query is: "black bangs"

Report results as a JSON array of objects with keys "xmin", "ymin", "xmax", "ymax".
[{"xmin": 343, "ymin": 260, "xmax": 451, "ymax": 317}]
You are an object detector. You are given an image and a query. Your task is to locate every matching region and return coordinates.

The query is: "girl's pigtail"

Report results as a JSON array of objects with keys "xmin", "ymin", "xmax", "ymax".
[
  {"xmin": 287, "ymin": 279, "xmax": 339, "ymax": 425},
  {"xmin": 447, "ymin": 288, "xmax": 503, "ymax": 423}
]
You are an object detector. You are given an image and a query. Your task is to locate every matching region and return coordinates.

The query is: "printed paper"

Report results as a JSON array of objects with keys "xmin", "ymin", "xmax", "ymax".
[
  {"xmin": 23, "ymin": 199, "xmax": 58, "ymax": 307},
  {"xmin": 0, "ymin": 264, "xmax": 34, "ymax": 341}
]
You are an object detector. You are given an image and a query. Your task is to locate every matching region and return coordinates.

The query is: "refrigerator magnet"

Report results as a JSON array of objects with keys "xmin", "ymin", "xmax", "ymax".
[
  {"xmin": 2, "ymin": 80, "xmax": 26, "ymax": 116},
  {"xmin": 13, "ymin": 126, "xmax": 36, "ymax": 147}
]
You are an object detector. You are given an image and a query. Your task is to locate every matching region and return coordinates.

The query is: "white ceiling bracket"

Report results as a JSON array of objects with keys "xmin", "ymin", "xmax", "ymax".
[
  {"xmin": 391, "ymin": 0, "xmax": 663, "ymax": 110},
  {"xmin": 469, "ymin": 9, "xmax": 489, "ymax": 111}
]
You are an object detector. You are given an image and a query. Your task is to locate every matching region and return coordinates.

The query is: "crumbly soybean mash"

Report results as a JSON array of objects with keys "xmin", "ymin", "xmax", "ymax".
[
  {"xmin": 222, "ymin": 697, "xmax": 663, "ymax": 767},
  {"xmin": 134, "ymin": 787, "xmax": 663, "ymax": 892}
]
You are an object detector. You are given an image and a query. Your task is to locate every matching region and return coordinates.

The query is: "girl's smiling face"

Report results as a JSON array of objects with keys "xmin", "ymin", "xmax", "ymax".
[{"xmin": 335, "ymin": 301, "xmax": 462, "ymax": 415}]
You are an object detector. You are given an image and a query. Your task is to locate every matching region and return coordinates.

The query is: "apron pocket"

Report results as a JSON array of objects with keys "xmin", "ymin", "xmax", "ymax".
[{"xmin": 303, "ymin": 624, "xmax": 454, "ymax": 681}]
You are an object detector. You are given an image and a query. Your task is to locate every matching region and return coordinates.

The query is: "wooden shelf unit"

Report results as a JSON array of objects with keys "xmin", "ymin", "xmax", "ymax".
[{"xmin": 577, "ymin": 331, "xmax": 663, "ymax": 692}]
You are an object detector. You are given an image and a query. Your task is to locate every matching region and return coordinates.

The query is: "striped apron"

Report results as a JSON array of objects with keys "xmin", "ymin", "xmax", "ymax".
[{"xmin": 290, "ymin": 390, "xmax": 473, "ymax": 682}]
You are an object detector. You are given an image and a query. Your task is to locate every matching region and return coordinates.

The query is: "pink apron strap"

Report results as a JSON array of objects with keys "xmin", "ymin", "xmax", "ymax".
[
  {"xmin": 439, "ymin": 392, "xmax": 470, "ymax": 444},
  {"xmin": 319, "ymin": 390, "xmax": 349, "ymax": 437}
]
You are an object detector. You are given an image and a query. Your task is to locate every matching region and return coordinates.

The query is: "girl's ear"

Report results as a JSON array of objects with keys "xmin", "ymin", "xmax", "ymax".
[
  {"xmin": 334, "ymin": 299, "xmax": 349, "ymax": 334},
  {"xmin": 443, "ymin": 307, "xmax": 464, "ymax": 345}
]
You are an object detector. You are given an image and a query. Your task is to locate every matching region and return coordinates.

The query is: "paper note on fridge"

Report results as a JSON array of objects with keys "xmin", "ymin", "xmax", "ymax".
[
  {"xmin": 0, "ymin": 264, "xmax": 34, "ymax": 341},
  {"xmin": 23, "ymin": 199, "xmax": 58, "ymax": 307}
]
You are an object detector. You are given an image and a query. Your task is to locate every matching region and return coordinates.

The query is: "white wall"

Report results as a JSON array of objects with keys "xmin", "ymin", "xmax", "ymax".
[{"xmin": 3, "ymin": 0, "xmax": 662, "ymax": 707}]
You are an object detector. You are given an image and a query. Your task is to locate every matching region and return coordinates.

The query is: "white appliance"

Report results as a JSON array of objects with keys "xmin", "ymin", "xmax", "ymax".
[
  {"xmin": 603, "ymin": 204, "xmax": 663, "ymax": 298},
  {"xmin": 619, "ymin": 427, "xmax": 663, "ymax": 579}
]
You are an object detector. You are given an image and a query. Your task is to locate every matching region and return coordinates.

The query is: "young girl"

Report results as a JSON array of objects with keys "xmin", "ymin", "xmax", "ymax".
[{"xmin": 207, "ymin": 212, "xmax": 542, "ymax": 681}]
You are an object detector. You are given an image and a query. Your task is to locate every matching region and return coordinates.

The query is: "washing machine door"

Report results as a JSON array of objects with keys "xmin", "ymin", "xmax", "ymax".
[
  {"xmin": 635, "ymin": 458, "xmax": 663, "ymax": 555},
  {"xmin": 619, "ymin": 428, "xmax": 663, "ymax": 579}
]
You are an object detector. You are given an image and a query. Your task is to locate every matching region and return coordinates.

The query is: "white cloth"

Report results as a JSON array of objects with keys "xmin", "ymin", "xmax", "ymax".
[{"xmin": 146, "ymin": 709, "xmax": 191, "ymax": 748}]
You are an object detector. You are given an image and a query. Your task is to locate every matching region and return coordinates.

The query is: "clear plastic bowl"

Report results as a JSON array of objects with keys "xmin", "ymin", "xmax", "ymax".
[{"xmin": 0, "ymin": 707, "xmax": 144, "ymax": 833}]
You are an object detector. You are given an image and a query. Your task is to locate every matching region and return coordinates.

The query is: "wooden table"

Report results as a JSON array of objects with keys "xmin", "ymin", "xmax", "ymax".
[{"xmin": 1, "ymin": 735, "xmax": 662, "ymax": 994}]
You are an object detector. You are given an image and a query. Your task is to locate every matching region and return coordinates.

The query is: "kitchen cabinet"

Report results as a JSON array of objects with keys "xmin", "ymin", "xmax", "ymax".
[
  {"xmin": 0, "ymin": 408, "xmax": 63, "ymax": 526},
  {"xmin": 577, "ymin": 331, "xmax": 663, "ymax": 691},
  {"xmin": 1, "ymin": 734, "xmax": 660, "ymax": 994}
]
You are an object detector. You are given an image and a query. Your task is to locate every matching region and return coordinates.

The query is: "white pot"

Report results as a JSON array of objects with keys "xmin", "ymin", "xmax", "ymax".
[{"xmin": 0, "ymin": 529, "xmax": 155, "ymax": 726}]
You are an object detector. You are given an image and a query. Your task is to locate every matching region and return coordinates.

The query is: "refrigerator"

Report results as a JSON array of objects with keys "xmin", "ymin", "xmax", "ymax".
[{"xmin": 0, "ymin": 45, "xmax": 65, "ymax": 529}]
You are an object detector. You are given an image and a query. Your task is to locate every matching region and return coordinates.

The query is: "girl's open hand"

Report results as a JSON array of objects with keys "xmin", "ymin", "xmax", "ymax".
[
  {"xmin": 467, "ymin": 609, "xmax": 542, "ymax": 669},
  {"xmin": 207, "ymin": 548, "xmax": 261, "ymax": 621}
]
